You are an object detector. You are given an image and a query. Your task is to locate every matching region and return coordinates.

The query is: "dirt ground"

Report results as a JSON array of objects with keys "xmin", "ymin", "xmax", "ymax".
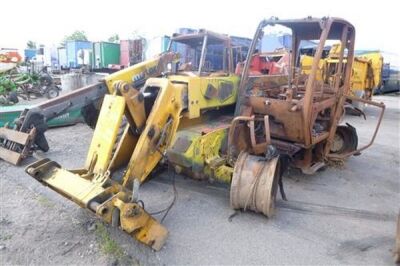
[{"xmin": 0, "ymin": 94, "xmax": 399, "ymax": 265}]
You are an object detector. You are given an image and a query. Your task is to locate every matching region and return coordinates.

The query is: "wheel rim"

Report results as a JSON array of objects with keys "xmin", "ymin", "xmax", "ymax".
[{"xmin": 47, "ymin": 89, "xmax": 58, "ymax": 98}]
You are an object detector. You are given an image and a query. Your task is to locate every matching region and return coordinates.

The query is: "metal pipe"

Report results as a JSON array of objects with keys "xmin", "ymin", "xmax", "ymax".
[
  {"xmin": 328, "ymin": 96, "xmax": 385, "ymax": 159},
  {"xmin": 198, "ymin": 34, "xmax": 208, "ymax": 75},
  {"xmin": 302, "ymin": 19, "xmax": 332, "ymax": 147},
  {"xmin": 235, "ymin": 20, "xmax": 266, "ymax": 116},
  {"xmin": 323, "ymin": 24, "xmax": 350, "ymax": 156}
]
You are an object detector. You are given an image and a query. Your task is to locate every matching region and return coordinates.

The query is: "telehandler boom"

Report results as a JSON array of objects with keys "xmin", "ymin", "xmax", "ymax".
[{"xmin": 0, "ymin": 52, "xmax": 178, "ymax": 165}]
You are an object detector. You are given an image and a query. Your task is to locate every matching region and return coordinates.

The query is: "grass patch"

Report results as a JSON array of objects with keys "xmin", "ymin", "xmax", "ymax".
[
  {"xmin": 95, "ymin": 222, "xmax": 124, "ymax": 258},
  {"xmin": 36, "ymin": 195, "xmax": 55, "ymax": 208},
  {"xmin": 326, "ymin": 158, "xmax": 345, "ymax": 169},
  {"xmin": 0, "ymin": 234, "xmax": 12, "ymax": 241}
]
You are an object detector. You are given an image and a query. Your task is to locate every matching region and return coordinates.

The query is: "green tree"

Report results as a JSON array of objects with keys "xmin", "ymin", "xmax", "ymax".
[
  {"xmin": 26, "ymin": 40, "xmax": 37, "ymax": 49},
  {"xmin": 61, "ymin": 30, "xmax": 88, "ymax": 46},
  {"xmin": 108, "ymin": 34, "xmax": 120, "ymax": 43}
]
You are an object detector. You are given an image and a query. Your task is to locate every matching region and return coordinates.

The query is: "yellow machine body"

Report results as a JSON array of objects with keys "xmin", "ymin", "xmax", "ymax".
[
  {"xmin": 24, "ymin": 20, "xmax": 385, "ymax": 253},
  {"xmin": 25, "ymin": 30, "xmax": 242, "ymax": 250},
  {"xmin": 301, "ymin": 43, "xmax": 384, "ymax": 100}
]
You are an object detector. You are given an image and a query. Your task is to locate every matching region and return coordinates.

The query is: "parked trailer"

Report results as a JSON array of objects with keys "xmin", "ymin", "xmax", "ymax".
[
  {"xmin": 92, "ymin": 42, "xmax": 120, "ymax": 69},
  {"xmin": 65, "ymin": 40, "xmax": 92, "ymax": 68},
  {"xmin": 120, "ymin": 39, "xmax": 143, "ymax": 67}
]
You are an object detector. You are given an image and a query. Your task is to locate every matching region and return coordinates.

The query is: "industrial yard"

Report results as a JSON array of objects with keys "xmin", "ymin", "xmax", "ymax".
[
  {"xmin": 1, "ymin": 1, "xmax": 400, "ymax": 266},
  {"xmin": 0, "ymin": 94, "xmax": 399, "ymax": 265}
]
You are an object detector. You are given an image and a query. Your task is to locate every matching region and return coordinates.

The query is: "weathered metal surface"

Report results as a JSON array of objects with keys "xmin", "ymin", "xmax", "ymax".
[
  {"xmin": 233, "ymin": 17, "xmax": 385, "ymax": 174},
  {"xmin": 0, "ymin": 82, "xmax": 108, "ymax": 159},
  {"xmin": 168, "ymin": 117, "xmax": 232, "ymax": 183},
  {"xmin": 25, "ymin": 158, "xmax": 168, "ymax": 251},
  {"xmin": 120, "ymin": 39, "xmax": 143, "ymax": 67},
  {"xmin": 230, "ymin": 152, "xmax": 279, "ymax": 217}
]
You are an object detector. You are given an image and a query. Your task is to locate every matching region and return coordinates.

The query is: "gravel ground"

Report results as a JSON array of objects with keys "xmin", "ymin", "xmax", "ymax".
[{"xmin": 0, "ymin": 94, "xmax": 399, "ymax": 265}]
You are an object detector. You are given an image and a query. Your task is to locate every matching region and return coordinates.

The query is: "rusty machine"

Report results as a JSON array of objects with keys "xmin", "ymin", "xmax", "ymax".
[
  {"xmin": 231, "ymin": 17, "xmax": 385, "ymax": 176},
  {"xmin": 23, "ymin": 18, "xmax": 384, "ymax": 251}
]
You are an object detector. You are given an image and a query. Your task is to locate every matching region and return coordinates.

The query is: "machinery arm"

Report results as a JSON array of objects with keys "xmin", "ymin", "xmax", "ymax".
[
  {"xmin": 16, "ymin": 82, "xmax": 108, "ymax": 151},
  {"xmin": 24, "ymin": 78, "xmax": 186, "ymax": 250},
  {"xmin": 18, "ymin": 51, "xmax": 179, "ymax": 152},
  {"xmin": 1, "ymin": 52, "xmax": 178, "ymax": 165}
]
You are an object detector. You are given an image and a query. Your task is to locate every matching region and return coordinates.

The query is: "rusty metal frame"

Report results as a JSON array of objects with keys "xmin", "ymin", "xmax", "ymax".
[
  {"xmin": 233, "ymin": 17, "xmax": 366, "ymax": 172},
  {"xmin": 227, "ymin": 115, "xmax": 272, "ymax": 157}
]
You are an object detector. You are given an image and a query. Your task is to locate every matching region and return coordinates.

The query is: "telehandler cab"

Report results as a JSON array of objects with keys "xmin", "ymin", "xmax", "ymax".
[{"xmin": 25, "ymin": 18, "xmax": 384, "ymax": 251}]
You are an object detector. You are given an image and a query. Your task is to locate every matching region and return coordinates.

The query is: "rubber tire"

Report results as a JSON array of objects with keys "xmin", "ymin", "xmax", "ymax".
[
  {"xmin": 35, "ymin": 132, "xmax": 49, "ymax": 152},
  {"xmin": 7, "ymin": 91, "xmax": 19, "ymax": 103},
  {"xmin": 331, "ymin": 125, "xmax": 358, "ymax": 154},
  {"xmin": 45, "ymin": 87, "xmax": 59, "ymax": 99}
]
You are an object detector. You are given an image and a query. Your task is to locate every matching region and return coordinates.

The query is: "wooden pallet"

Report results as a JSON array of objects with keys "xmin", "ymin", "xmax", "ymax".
[{"xmin": 0, "ymin": 127, "xmax": 36, "ymax": 165}]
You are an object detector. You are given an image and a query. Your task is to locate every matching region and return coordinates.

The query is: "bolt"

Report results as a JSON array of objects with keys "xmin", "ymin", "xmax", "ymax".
[
  {"xmin": 125, "ymin": 206, "xmax": 140, "ymax": 217},
  {"xmin": 123, "ymin": 84, "xmax": 129, "ymax": 92},
  {"xmin": 147, "ymin": 127, "xmax": 155, "ymax": 139},
  {"xmin": 137, "ymin": 93, "xmax": 144, "ymax": 102}
]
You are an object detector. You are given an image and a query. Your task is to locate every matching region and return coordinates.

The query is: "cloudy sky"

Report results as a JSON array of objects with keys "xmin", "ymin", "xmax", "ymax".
[{"xmin": 1, "ymin": 0, "xmax": 399, "ymax": 57}]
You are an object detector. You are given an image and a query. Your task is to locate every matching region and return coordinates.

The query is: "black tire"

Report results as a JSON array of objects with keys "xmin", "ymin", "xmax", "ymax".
[
  {"xmin": 34, "ymin": 132, "xmax": 49, "ymax": 152},
  {"xmin": 7, "ymin": 91, "xmax": 19, "ymax": 103},
  {"xmin": 331, "ymin": 125, "xmax": 358, "ymax": 154},
  {"xmin": 46, "ymin": 87, "xmax": 59, "ymax": 99},
  {"xmin": 81, "ymin": 102, "xmax": 101, "ymax": 129}
]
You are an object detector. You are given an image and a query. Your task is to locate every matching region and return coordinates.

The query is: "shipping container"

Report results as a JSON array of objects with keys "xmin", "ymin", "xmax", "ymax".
[
  {"xmin": 65, "ymin": 40, "xmax": 92, "ymax": 68},
  {"xmin": 24, "ymin": 49, "xmax": 36, "ymax": 61},
  {"xmin": 57, "ymin": 47, "xmax": 67, "ymax": 67},
  {"xmin": 145, "ymin": 36, "xmax": 170, "ymax": 60},
  {"xmin": 92, "ymin": 42, "xmax": 120, "ymax": 69},
  {"xmin": 43, "ymin": 45, "xmax": 58, "ymax": 68},
  {"xmin": 120, "ymin": 39, "xmax": 143, "ymax": 67}
]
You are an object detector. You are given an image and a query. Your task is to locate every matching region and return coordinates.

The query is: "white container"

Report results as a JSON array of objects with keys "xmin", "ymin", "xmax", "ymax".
[
  {"xmin": 58, "ymin": 47, "xmax": 67, "ymax": 67},
  {"xmin": 145, "ymin": 36, "xmax": 170, "ymax": 60}
]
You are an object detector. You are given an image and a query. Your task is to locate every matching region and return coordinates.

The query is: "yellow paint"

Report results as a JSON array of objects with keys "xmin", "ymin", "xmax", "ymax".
[
  {"xmin": 300, "ymin": 43, "xmax": 383, "ymax": 99},
  {"xmin": 169, "ymin": 126, "xmax": 233, "ymax": 183},
  {"xmin": 26, "ymin": 41, "xmax": 241, "ymax": 251},
  {"xmin": 122, "ymin": 78, "xmax": 186, "ymax": 184},
  {"xmin": 104, "ymin": 57, "xmax": 160, "ymax": 93},
  {"xmin": 85, "ymin": 95, "xmax": 125, "ymax": 174},
  {"xmin": 169, "ymin": 74, "xmax": 239, "ymax": 119}
]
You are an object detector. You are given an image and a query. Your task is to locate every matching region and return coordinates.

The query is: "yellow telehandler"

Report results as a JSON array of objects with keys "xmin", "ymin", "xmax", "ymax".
[{"xmin": 25, "ymin": 18, "xmax": 385, "ymax": 251}]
